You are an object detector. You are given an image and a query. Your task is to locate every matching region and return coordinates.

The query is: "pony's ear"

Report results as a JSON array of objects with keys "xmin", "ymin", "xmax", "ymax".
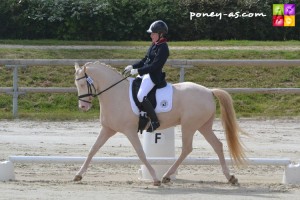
[{"xmin": 74, "ymin": 62, "xmax": 80, "ymax": 71}]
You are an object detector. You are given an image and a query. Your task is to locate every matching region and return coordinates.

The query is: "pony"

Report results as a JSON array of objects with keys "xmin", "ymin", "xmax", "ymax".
[{"xmin": 73, "ymin": 61, "xmax": 246, "ymax": 186}]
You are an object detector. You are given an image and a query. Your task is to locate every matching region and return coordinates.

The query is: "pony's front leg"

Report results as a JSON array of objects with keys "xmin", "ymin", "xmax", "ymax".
[
  {"xmin": 73, "ymin": 126, "xmax": 116, "ymax": 181},
  {"xmin": 126, "ymin": 132, "xmax": 161, "ymax": 186},
  {"xmin": 162, "ymin": 127, "xmax": 195, "ymax": 183}
]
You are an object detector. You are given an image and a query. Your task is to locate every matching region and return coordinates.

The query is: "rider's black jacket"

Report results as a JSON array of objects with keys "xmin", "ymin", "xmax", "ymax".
[{"xmin": 133, "ymin": 38, "xmax": 169, "ymax": 88}]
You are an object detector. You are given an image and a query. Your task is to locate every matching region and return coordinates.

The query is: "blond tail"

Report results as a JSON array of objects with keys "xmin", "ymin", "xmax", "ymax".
[{"xmin": 212, "ymin": 88, "xmax": 246, "ymax": 165}]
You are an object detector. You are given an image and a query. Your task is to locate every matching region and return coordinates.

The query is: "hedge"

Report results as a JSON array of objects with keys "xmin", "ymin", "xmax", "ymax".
[{"xmin": 0, "ymin": 0, "xmax": 299, "ymax": 41}]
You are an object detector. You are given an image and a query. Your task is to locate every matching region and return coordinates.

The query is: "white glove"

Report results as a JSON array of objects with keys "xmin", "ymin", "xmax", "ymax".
[
  {"xmin": 130, "ymin": 69, "xmax": 138, "ymax": 75},
  {"xmin": 123, "ymin": 65, "xmax": 133, "ymax": 74}
]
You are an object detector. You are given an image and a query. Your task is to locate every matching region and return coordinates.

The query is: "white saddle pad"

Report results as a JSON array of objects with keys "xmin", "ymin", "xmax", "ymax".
[{"xmin": 129, "ymin": 78, "xmax": 173, "ymax": 116}]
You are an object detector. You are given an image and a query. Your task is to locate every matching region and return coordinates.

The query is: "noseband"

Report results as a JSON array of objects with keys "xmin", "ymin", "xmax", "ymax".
[{"xmin": 76, "ymin": 73, "xmax": 129, "ymax": 104}]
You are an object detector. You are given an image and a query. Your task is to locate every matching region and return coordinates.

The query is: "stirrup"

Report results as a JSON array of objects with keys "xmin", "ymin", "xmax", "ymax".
[{"xmin": 146, "ymin": 121, "xmax": 160, "ymax": 132}]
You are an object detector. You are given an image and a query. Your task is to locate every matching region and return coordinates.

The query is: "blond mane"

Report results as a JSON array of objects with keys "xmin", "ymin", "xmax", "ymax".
[{"xmin": 84, "ymin": 61, "xmax": 123, "ymax": 77}]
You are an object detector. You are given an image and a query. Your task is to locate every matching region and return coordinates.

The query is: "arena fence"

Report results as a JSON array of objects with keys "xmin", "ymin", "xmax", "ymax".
[
  {"xmin": 2, "ymin": 155, "xmax": 299, "ymax": 184},
  {"xmin": 0, "ymin": 59, "xmax": 300, "ymax": 117},
  {"xmin": 8, "ymin": 156, "xmax": 291, "ymax": 166}
]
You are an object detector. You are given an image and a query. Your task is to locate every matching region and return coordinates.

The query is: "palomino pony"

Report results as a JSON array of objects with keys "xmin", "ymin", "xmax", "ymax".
[{"xmin": 73, "ymin": 61, "xmax": 246, "ymax": 186}]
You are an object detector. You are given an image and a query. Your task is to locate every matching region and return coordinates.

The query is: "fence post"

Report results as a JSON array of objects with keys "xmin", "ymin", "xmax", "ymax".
[
  {"xmin": 171, "ymin": 65, "xmax": 193, "ymax": 82},
  {"xmin": 6, "ymin": 65, "xmax": 27, "ymax": 118}
]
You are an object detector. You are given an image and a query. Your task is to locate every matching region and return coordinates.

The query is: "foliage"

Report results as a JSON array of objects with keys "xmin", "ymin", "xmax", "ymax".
[{"xmin": 0, "ymin": 0, "xmax": 299, "ymax": 40}]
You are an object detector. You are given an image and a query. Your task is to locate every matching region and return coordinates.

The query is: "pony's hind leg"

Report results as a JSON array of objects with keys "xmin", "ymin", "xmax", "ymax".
[
  {"xmin": 198, "ymin": 116, "xmax": 238, "ymax": 184},
  {"xmin": 73, "ymin": 126, "xmax": 116, "ymax": 181}
]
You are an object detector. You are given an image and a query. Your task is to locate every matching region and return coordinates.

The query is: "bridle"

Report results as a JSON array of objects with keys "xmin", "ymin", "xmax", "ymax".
[{"xmin": 76, "ymin": 73, "xmax": 129, "ymax": 104}]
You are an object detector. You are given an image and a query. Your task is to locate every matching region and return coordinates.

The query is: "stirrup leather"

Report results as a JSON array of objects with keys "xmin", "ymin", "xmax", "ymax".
[
  {"xmin": 146, "ymin": 121, "xmax": 160, "ymax": 132},
  {"xmin": 138, "ymin": 112, "xmax": 149, "ymax": 134}
]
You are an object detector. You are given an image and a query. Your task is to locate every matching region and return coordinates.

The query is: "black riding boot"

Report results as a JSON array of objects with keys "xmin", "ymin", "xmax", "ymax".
[
  {"xmin": 141, "ymin": 97, "xmax": 160, "ymax": 132},
  {"xmin": 137, "ymin": 111, "xmax": 149, "ymax": 134}
]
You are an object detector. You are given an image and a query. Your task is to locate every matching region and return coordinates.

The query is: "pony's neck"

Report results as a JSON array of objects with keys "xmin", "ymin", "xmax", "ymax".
[
  {"xmin": 86, "ymin": 63, "xmax": 130, "ymax": 124},
  {"xmin": 86, "ymin": 62, "xmax": 129, "ymax": 102}
]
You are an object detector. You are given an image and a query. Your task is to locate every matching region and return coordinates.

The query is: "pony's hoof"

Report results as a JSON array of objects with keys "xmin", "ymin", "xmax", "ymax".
[
  {"xmin": 162, "ymin": 177, "xmax": 171, "ymax": 184},
  {"xmin": 228, "ymin": 175, "xmax": 238, "ymax": 185},
  {"xmin": 153, "ymin": 180, "xmax": 161, "ymax": 186},
  {"xmin": 73, "ymin": 175, "xmax": 82, "ymax": 182}
]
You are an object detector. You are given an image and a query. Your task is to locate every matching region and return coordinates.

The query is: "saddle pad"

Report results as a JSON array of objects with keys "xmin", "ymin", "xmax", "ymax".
[{"xmin": 129, "ymin": 78, "xmax": 173, "ymax": 116}]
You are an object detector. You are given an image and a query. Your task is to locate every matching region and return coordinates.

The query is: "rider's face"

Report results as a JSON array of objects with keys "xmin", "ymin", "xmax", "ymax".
[{"xmin": 150, "ymin": 33, "xmax": 159, "ymax": 43}]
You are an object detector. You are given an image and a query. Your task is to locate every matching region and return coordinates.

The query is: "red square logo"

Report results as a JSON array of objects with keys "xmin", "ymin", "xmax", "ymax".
[{"xmin": 273, "ymin": 16, "xmax": 284, "ymax": 26}]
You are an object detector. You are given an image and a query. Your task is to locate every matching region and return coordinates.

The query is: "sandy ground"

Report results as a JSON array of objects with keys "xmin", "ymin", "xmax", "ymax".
[{"xmin": 0, "ymin": 119, "xmax": 300, "ymax": 200}]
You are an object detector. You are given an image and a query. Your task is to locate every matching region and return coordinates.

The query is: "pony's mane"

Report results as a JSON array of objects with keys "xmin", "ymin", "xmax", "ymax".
[{"xmin": 84, "ymin": 61, "xmax": 123, "ymax": 76}]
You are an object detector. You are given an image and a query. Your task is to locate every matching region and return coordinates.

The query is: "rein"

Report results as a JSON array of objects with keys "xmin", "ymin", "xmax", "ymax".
[{"xmin": 76, "ymin": 73, "xmax": 130, "ymax": 103}]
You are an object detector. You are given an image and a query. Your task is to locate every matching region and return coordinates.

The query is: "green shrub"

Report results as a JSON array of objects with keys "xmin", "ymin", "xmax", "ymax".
[{"xmin": 0, "ymin": 0, "xmax": 299, "ymax": 40}]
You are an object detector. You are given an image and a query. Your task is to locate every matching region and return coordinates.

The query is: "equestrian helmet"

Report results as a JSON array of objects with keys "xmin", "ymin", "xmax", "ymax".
[{"xmin": 147, "ymin": 20, "xmax": 168, "ymax": 35}]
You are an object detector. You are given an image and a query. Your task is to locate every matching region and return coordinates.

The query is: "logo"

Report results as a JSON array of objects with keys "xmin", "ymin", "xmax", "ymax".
[
  {"xmin": 273, "ymin": 4, "xmax": 296, "ymax": 27},
  {"xmin": 160, "ymin": 100, "xmax": 168, "ymax": 108}
]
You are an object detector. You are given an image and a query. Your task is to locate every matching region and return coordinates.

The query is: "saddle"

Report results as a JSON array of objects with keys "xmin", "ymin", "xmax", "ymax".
[{"xmin": 129, "ymin": 77, "xmax": 173, "ymax": 133}]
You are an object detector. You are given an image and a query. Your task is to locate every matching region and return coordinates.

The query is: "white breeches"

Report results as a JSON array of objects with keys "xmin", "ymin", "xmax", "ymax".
[{"xmin": 137, "ymin": 74, "xmax": 155, "ymax": 102}]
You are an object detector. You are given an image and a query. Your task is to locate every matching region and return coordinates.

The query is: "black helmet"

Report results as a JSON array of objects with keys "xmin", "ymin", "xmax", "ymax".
[{"xmin": 147, "ymin": 20, "xmax": 168, "ymax": 35}]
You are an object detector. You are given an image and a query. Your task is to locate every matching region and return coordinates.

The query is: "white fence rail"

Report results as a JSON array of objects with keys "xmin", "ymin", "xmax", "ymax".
[
  {"xmin": 1, "ymin": 59, "xmax": 300, "ymax": 117},
  {"xmin": 9, "ymin": 156, "xmax": 291, "ymax": 166}
]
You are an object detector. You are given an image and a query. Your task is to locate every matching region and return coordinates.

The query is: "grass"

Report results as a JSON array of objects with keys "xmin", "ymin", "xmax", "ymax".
[
  {"xmin": 1, "ymin": 49, "xmax": 300, "ymax": 60},
  {"xmin": 0, "ymin": 40, "xmax": 299, "ymax": 120}
]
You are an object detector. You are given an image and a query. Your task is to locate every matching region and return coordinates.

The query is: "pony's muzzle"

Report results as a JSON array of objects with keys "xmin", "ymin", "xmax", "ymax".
[{"xmin": 78, "ymin": 100, "xmax": 92, "ymax": 111}]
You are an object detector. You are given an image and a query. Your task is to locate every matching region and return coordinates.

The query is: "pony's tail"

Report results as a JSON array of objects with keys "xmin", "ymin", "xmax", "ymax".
[{"xmin": 212, "ymin": 88, "xmax": 246, "ymax": 166}]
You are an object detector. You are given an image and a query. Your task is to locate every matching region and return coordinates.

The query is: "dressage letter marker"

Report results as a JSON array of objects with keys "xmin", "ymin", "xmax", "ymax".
[
  {"xmin": 139, "ymin": 127, "xmax": 176, "ymax": 180},
  {"xmin": 155, "ymin": 133, "xmax": 162, "ymax": 144}
]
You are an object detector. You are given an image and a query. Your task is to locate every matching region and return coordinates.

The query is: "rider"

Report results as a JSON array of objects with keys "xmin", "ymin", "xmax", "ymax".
[{"xmin": 124, "ymin": 20, "xmax": 169, "ymax": 132}]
